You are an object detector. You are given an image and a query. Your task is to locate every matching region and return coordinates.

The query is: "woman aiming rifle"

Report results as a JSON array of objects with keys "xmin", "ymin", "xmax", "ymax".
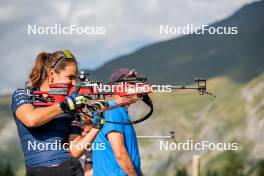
[{"xmin": 11, "ymin": 50, "xmax": 105, "ymax": 176}]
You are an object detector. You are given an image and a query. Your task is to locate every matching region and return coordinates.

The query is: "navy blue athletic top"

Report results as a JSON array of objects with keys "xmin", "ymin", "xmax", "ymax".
[{"xmin": 11, "ymin": 89, "xmax": 82, "ymax": 167}]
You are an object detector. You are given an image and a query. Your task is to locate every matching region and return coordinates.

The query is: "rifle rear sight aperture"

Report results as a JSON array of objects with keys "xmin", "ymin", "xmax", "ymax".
[
  {"xmin": 78, "ymin": 70, "xmax": 102, "ymax": 85},
  {"xmin": 78, "ymin": 70, "xmax": 89, "ymax": 82}
]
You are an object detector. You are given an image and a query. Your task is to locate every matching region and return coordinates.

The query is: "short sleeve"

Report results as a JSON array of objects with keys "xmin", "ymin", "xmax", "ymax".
[
  {"xmin": 11, "ymin": 89, "xmax": 32, "ymax": 114},
  {"xmin": 69, "ymin": 113, "xmax": 83, "ymax": 135},
  {"xmin": 102, "ymin": 108, "xmax": 124, "ymax": 136}
]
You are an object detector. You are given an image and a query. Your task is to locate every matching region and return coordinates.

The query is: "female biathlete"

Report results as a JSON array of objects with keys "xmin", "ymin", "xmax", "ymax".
[{"xmin": 11, "ymin": 50, "xmax": 105, "ymax": 176}]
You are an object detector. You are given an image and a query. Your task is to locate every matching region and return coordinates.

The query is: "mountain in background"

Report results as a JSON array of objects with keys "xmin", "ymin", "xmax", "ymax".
[{"xmin": 88, "ymin": 0, "xmax": 264, "ymax": 85}]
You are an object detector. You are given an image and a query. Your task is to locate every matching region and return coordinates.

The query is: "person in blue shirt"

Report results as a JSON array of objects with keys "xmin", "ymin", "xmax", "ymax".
[
  {"xmin": 11, "ymin": 50, "xmax": 105, "ymax": 176},
  {"xmin": 93, "ymin": 68, "xmax": 143, "ymax": 176}
]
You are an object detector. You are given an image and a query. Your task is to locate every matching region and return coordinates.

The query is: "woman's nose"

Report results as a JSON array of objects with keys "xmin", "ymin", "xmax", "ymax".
[{"xmin": 72, "ymin": 80, "xmax": 77, "ymax": 86}]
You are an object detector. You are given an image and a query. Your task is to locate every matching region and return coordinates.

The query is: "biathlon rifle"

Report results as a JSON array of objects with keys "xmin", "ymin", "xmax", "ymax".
[{"xmin": 27, "ymin": 70, "xmax": 216, "ymax": 125}]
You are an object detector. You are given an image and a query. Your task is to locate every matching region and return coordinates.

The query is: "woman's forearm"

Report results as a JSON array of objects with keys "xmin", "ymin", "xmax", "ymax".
[
  {"xmin": 17, "ymin": 103, "xmax": 63, "ymax": 127},
  {"xmin": 29, "ymin": 104, "xmax": 63, "ymax": 126}
]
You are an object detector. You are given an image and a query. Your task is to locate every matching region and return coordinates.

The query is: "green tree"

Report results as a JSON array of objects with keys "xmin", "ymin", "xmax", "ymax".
[
  {"xmin": 221, "ymin": 151, "xmax": 245, "ymax": 176},
  {"xmin": 207, "ymin": 170, "xmax": 218, "ymax": 176},
  {"xmin": 176, "ymin": 167, "xmax": 189, "ymax": 176},
  {"xmin": 257, "ymin": 160, "xmax": 264, "ymax": 176},
  {"xmin": 0, "ymin": 163, "xmax": 15, "ymax": 176},
  {"xmin": 3, "ymin": 164, "xmax": 15, "ymax": 176}
]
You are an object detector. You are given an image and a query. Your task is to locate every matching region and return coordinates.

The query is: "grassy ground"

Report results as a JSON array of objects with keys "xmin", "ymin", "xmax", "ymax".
[{"xmin": 136, "ymin": 73, "xmax": 264, "ymax": 176}]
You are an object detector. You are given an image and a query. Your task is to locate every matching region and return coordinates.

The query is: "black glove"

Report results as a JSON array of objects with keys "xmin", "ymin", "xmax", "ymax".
[
  {"xmin": 93, "ymin": 112, "xmax": 106, "ymax": 129},
  {"xmin": 91, "ymin": 100, "xmax": 108, "ymax": 129},
  {"xmin": 59, "ymin": 94, "xmax": 87, "ymax": 112}
]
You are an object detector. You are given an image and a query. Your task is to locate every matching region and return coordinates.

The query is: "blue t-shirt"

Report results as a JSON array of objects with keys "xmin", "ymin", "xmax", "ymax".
[
  {"xmin": 11, "ymin": 89, "xmax": 82, "ymax": 167},
  {"xmin": 93, "ymin": 101, "xmax": 141, "ymax": 176}
]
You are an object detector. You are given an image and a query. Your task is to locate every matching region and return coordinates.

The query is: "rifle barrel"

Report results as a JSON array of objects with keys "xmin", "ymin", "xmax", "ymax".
[{"xmin": 168, "ymin": 85, "xmax": 199, "ymax": 90}]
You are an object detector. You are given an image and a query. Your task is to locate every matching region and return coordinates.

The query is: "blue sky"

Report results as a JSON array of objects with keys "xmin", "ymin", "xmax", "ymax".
[{"xmin": 0, "ymin": 0, "xmax": 258, "ymax": 94}]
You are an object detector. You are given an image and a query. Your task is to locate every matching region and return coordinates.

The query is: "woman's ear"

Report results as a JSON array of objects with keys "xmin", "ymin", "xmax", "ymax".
[{"xmin": 48, "ymin": 69, "xmax": 55, "ymax": 83}]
